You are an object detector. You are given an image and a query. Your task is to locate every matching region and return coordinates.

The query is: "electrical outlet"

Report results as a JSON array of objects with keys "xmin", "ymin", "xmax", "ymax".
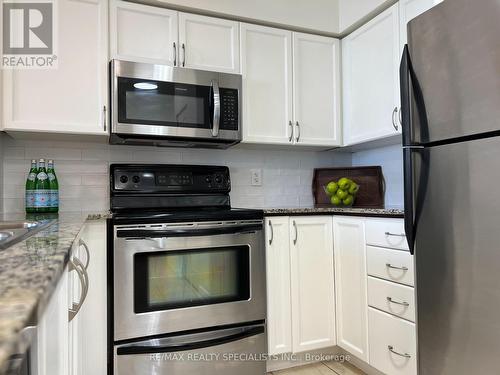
[{"xmin": 250, "ymin": 169, "xmax": 262, "ymax": 186}]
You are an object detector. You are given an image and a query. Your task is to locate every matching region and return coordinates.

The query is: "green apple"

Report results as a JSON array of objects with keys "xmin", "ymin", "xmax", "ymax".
[
  {"xmin": 348, "ymin": 183, "xmax": 360, "ymax": 195},
  {"xmin": 326, "ymin": 181, "xmax": 338, "ymax": 195},
  {"xmin": 342, "ymin": 194, "xmax": 354, "ymax": 206},
  {"xmin": 336, "ymin": 189, "xmax": 348, "ymax": 200},
  {"xmin": 338, "ymin": 177, "xmax": 351, "ymax": 191},
  {"xmin": 331, "ymin": 195, "xmax": 342, "ymax": 206}
]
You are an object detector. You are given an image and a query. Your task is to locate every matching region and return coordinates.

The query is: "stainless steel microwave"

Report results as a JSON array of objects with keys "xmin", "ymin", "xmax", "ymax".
[{"xmin": 110, "ymin": 60, "xmax": 242, "ymax": 149}]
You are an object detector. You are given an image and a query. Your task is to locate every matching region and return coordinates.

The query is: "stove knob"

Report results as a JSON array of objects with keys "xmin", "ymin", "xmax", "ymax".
[
  {"xmin": 205, "ymin": 176, "xmax": 212, "ymax": 184},
  {"xmin": 119, "ymin": 175, "xmax": 128, "ymax": 184},
  {"xmin": 132, "ymin": 175, "xmax": 140, "ymax": 184},
  {"xmin": 215, "ymin": 175, "xmax": 222, "ymax": 184}
]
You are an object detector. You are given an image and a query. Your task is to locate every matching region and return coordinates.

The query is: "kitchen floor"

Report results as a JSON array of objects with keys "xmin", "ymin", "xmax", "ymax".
[{"xmin": 269, "ymin": 361, "xmax": 366, "ymax": 375}]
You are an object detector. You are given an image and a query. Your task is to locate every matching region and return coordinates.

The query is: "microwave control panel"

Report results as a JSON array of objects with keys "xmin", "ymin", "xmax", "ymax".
[{"xmin": 220, "ymin": 88, "xmax": 239, "ymax": 130}]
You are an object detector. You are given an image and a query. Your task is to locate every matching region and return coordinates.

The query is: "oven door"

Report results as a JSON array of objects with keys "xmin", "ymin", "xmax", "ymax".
[
  {"xmin": 110, "ymin": 60, "xmax": 241, "ymax": 142},
  {"xmin": 113, "ymin": 221, "xmax": 266, "ymax": 341}
]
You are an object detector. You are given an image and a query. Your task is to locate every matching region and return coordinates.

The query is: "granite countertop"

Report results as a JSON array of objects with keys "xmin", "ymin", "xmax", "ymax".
[
  {"xmin": 0, "ymin": 213, "xmax": 107, "ymax": 374},
  {"xmin": 263, "ymin": 207, "xmax": 405, "ymax": 218}
]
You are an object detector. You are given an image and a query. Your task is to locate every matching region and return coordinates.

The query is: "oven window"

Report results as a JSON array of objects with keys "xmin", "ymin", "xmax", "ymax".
[
  {"xmin": 117, "ymin": 77, "xmax": 211, "ymax": 129},
  {"xmin": 134, "ymin": 246, "xmax": 250, "ymax": 313}
]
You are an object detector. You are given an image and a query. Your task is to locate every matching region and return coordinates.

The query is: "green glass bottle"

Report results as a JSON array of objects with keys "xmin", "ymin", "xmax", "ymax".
[
  {"xmin": 25, "ymin": 159, "xmax": 38, "ymax": 213},
  {"xmin": 47, "ymin": 159, "xmax": 59, "ymax": 213},
  {"xmin": 34, "ymin": 159, "xmax": 50, "ymax": 213}
]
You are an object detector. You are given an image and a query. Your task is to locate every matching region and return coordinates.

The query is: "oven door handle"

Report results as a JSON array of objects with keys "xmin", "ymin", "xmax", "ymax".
[
  {"xmin": 116, "ymin": 325, "xmax": 264, "ymax": 355},
  {"xmin": 117, "ymin": 224, "xmax": 262, "ymax": 239}
]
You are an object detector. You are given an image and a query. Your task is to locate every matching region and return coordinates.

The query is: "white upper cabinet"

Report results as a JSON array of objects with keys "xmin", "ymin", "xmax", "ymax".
[
  {"xmin": 265, "ymin": 217, "xmax": 293, "ymax": 356},
  {"xmin": 179, "ymin": 13, "xmax": 240, "ymax": 73},
  {"xmin": 110, "ymin": 0, "xmax": 178, "ymax": 66},
  {"xmin": 241, "ymin": 23, "xmax": 293, "ymax": 144},
  {"xmin": 292, "ymin": 33, "xmax": 341, "ymax": 147},
  {"xmin": 290, "ymin": 216, "xmax": 335, "ymax": 353},
  {"xmin": 399, "ymin": 0, "xmax": 443, "ymax": 49},
  {"xmin": 333, "ymin": 217, "xmax": 369, "ymax": 362},
  {"xmin": 342, "ymin": 3, "xmax": 401, "ymax": 145},
  {"xmin": 2, "ymin": 0, "xmax": 108, "ymax": 135}
]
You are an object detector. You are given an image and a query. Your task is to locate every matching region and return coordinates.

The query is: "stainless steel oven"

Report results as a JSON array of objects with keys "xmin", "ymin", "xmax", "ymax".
[
  {"xmin": 110, "ymin": 60, "xmax": 242, "ymax": 149},
  {"xmin": 113, "ymin": 220, "xmax": 266, "ymax": 341}
]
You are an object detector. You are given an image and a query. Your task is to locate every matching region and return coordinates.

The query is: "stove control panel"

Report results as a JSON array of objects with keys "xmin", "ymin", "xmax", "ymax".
[{"xmin": 112, "ymin": 164, "xmax": 230, "ymax": 193}]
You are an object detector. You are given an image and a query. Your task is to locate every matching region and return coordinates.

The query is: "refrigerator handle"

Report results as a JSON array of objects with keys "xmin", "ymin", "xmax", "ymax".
[
  {"xmin": 400, "ymin": 45, "xmax": 412, "ymax": 146},
  {"xmin": 403, "ymin": 147, "xmax": 415, "ymax": 255}
]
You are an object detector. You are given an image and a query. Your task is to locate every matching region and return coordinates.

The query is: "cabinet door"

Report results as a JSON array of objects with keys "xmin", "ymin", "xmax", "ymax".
[
  {"xmin": 290, "ymin": 216, "xmax": 335, "ymax": 353},
  {"xmin": 399, "ymin": 0, "xmax": 443, "ymax": 49},
  {"xmin": 2, "ymin": 0, "xmax": 108, "ymax": 135},
  {"xmin": 69, "ymin": 222, "xmax": 107, "ymax": 375},
  {"xmin": 342, "ymin": 3, "xmax": 401, "ymax": 146},
  {"xmin": 240, "ymin": 23, "xmax": 293, "ymax": 145},
  {"xmin": 265, "ymin": 217, "xmax": 292, "ymax": 355},
  {"xmin": 333, "ymin": 217, "xmax": 369, "ymax": 362},
  {"xmin": 292, "ymin": 33, "xmax": 341, "ymax": 147},
  {"xmin": 110, "ymin": 0, "xmax": 178, "ymax": 66},
  {"xmin": 37, "ymin": 269, "xmax": 69, "ymax": 375},
  {"xmin": 179, "ymin": 13, "xmax": 239, "ymax": 73}
]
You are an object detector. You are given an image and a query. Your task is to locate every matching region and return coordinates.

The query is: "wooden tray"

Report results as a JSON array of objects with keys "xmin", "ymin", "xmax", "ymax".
[{"xmin": 312, "ymin": 166, "xmax": 385, "ymax": 208}]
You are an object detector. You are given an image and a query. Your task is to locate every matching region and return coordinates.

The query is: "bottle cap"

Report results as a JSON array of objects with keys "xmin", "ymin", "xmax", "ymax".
[
  {"xmin": 31, "ymin": 159, "xmax": 36, "ymax": 163},
  {"xmin": 48, "ymin": 159, "xmax": 54, "ymax": 164},
  {"xmin": 39, "ymin": 158, "xmax": 45, "ymax": 163}
]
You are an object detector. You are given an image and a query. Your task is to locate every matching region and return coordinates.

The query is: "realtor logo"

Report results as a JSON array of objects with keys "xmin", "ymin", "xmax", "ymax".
[{"xmin": 2, "ymin": 0, "xmax": 57, "ymax": 69}]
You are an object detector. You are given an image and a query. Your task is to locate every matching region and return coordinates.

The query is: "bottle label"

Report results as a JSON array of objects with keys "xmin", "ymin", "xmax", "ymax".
[
  {"xmin": 48, "ymin": 173, "xmax": 56, "ymax": 181},
  {"xmin": 34, "ymin": 190, "xmax": 51, "ymax": 207},
  {"xmin": 25, "ymin": 190, "xmax": 36, "ymax": 208},
  {"xmin": 50, "ymin": 190, "xmax": 59, "ymax": 208},
  {"xmin": 28, "ymin": 172, "xmax": 36, "ymax": 182},
  {"xmin": 37, "ymin": 172, "xmax": 48, "ymax": 181}
]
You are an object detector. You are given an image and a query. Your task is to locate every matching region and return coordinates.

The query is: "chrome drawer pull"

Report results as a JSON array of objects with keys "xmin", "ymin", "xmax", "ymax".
[
  {"xmin": 386, "ymin": 263, "xmax": 408, "ymax": 271},
  {"xmin": 387, "ymin": 297, "xmax": 410, "ymax": 307},
  {"xmin": 385, "ymin": 231, "xmax": 406, "ymax": 237},
  {"xmin": 268, "ymin": 221, "xmax": 274, "ymax": 245},
  {"xmin": 388, "ymin": 345, "xmax": 411, "ymax": 359}
]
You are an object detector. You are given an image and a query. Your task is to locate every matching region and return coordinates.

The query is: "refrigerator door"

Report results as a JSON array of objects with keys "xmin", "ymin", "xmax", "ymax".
[
  {"xmin": 413, "ymin": 136, "xmax": 500, "ymax": 374},
  {"xmin": 403, "ymin": 0, "xmax": 500, "ymax": 145}
]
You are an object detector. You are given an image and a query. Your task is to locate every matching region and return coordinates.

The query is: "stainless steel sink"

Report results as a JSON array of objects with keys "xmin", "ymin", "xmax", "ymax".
[{"xmin": 0, "ymin": 220, "xmax": 57, "ymax": 250}]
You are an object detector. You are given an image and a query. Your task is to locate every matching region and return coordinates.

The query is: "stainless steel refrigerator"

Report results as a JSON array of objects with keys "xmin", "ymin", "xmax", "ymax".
[{"xmin": 400, "ymin": 0, "xmax": 500, "ymax": 373}]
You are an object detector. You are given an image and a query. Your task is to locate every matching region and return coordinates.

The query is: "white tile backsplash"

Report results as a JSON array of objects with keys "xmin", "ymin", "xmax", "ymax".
[{"xmin": 1, "ymin": 136, "xmax": 352, "ymax": 214}]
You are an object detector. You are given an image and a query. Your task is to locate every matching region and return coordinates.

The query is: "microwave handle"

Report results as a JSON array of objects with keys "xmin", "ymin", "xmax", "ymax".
[{"xmin": 211, "ymin": 79, "xmax": 220, "ymax": 137}]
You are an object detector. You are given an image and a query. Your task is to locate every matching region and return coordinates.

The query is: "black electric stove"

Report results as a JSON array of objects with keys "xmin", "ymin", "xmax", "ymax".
[{"xmin": 110, "ymin": 164, "xmax": 263, "ymax": 224}]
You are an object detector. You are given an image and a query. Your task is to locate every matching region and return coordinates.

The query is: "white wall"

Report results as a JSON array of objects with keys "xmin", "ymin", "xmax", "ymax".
[
  {"xmin": 149, "ymin": 0, "xmax": 340, "ymax": 34},
  {"xmin": 1, "ymin": 138, "xmax": 352, "ymax": 214},
  {"xmin": 351, "ymin": 144, "xmax": 403, "ymax": 208},
  {"xmin": 338, "ymin": 0, "xmax": 394, "ymax": 31}
]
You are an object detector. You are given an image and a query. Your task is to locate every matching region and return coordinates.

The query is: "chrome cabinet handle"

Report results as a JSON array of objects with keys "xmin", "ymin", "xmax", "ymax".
[
  {"xmin": 295, "ymin": 121, "xmax": 300, "ymax": 142},
  {"xmin": 391, "ymin": 107, "xmax": 398, "ymax": 131},
  {"xmin": 211, "ymin": 79, "xmax": 220, "ymax": 137},
  {"xmin": 68, "ymin": 257, "xmax": 89, "ymax": 322},
  {"xmin": 387, "ymin": 296, "xmax": 410, "ymax": 307},
  {"xmin": 293, "ymin": 221, "xmax": 298, "ymax": 245},
  {"xmin": 398, "ymin": 107, "xmax": 402, "ymax": 126},
  {"xmin": 388, "ymin": 345, "xmax": 411, "ymax": 359},
  {"xmin": 385, "ymin": 231, "xmax": 406, "ymax": 237},
  {"xmin": 173, "ymin": 42, "xmax": 177, "ymax": 66},
  {"xmin": 78, "ymin": 238, "xmax": 90, "ymax": 270},
  {"xmin": 386, "ymin": 263, "xmax": 409, "ymax": 271},
  {"xmin": 268, "ymin": 221, "xmax": 274, "ymax": 245},
  {"xmin": 288, "ymin": 121, "xmax": 293, "ymax": 142},
  {"xmin": 182, "ymin": 43, "xmax": 186, "ymax": 67},
  {"xmin": 102, "ymin": 105, "xmax": 107, "ymax": 132}
]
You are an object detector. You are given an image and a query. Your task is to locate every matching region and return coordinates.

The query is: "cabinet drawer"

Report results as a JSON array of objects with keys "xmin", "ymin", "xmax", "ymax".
[
  {"xmin": 365, "ymin": 219, "xmax": 408, "ymax": 250},
  {"xmin": 366, "ymin": 246, "xmax": 414, "ymax": 286},
  {"xmin": 367, "ymin": 277, "xmax": 415, "ymax": 322},
  {"xmin": 368, "ymin": 308, "xmax": 416, "ymax": 375}
]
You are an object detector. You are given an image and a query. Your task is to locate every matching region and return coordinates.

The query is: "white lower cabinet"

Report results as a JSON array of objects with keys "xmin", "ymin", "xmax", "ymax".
[
  {"xmin": 368, "ymin": 308, "xmax": 417, "ymax": 375},
  {"xmin": 367, "ymin": 276, "xmax": 415, "ymax": 322},
  {"xmin": 265, "ymin": 216, "xmax": 335, "ymax": 355},
  {"xmin": 333, "ymin": 217, "xmax": 369, "ymax": 362}
]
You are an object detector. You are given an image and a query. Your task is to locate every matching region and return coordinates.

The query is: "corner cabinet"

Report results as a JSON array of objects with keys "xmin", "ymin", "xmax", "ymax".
[
  {"xmin": 342, "ymin": 3, "xmax": 401, "ymax": 146},
  {"xmin": 265, "ymin": 216, "xmax": 336, "ymax": 356},
  {"xmin": 2, "ymin": 0, "xmax": 108, "ymax": 135},
  {"xmin": 333, "ymin": 217, "xmax": 369, "ymax": 362},
  {"xmin": 241, "ymin": 24, "xmax": 341, "ymax": 148}
]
